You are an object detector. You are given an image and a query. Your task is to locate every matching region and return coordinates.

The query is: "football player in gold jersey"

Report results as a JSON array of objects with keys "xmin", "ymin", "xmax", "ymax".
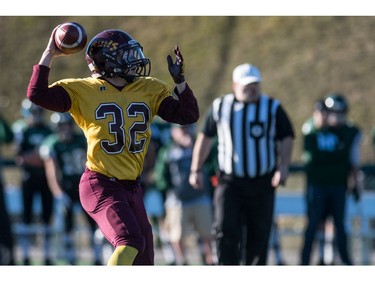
[{"xmin": 27, "ymin": 27, "xmax": 199, "ymax": 265}]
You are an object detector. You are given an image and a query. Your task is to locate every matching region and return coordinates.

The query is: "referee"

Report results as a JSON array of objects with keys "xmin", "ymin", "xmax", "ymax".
[{"xmin": 189, "ymin": 63, "xmax": 294, "ymax": 265}]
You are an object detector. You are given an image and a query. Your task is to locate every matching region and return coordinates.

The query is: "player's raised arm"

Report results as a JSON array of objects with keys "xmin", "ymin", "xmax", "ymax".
[
  {"xmin": 157, "ymin": 46, "xmax": 199, "ymax": 125},
  {"xmin": 167, "ymin": 45, "xmax": 186, "ymax": 93}
]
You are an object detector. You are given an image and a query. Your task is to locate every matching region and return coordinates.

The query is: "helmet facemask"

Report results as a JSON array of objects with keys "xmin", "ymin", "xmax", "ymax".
[{"xmin": 113, "ymin": 45, "xmax": 151, "ymax": 82}]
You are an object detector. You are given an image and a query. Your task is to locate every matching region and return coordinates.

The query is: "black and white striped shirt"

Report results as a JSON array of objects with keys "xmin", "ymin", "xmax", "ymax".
[{"xmin": 203, "ymin": 93, "xmax": 294, "ymax": 179}]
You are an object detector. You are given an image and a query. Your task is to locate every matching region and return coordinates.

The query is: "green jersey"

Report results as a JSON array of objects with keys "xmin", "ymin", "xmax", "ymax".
[
  {"xmin": 303, "ymin": 123, "xmax": 361, "ymax": 187},
  {"xmin": 40, "ymin": 132, "xmax": 87, "ymax": 180}
]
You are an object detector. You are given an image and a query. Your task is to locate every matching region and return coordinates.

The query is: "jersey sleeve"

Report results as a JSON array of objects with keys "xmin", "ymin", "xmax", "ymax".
[
  {"xmin": 201, "ymin": 105, "xmax": 217, "ymax": 137},
  {"xmin": 27, "ymin": 65, "xmax": 72, "ymax": 112},
  {"xmin": 350, "ymin": 127, "xmax": 362, "ymax": 168},
  {"xmin": 157, "ymin": 83, "xmax": 199, "ymax": 125},
  {"xmin": 275, "ymin": 104, "xmax": 295, "ymax": 140},
  {"xmin": 0, "ymin": 115, "xmax": 14, "ymax": 144},
  {"xmin": 39, "ymin": 134, "xmax": 58, "ymax": 160}
]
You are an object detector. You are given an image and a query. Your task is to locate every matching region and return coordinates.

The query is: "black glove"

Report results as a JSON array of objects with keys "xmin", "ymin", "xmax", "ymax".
[
  {"xmin": 351, "ymin": 186, "xmax": 361, "ymax": 203},
  {"xmin": 167, "ymin": 46, "xmax": 185, "ymax": 84}
]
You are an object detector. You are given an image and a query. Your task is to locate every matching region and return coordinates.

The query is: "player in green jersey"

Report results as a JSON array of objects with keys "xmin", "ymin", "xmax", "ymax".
[{"xmin": 300, "ymin": 93, "xmax": 362, "ymax": 265}]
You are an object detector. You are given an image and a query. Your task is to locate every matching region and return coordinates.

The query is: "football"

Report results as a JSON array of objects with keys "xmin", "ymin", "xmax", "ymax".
[{"xmin": 54, "ymin": 22, "xmax": 88, "ymax": 54}]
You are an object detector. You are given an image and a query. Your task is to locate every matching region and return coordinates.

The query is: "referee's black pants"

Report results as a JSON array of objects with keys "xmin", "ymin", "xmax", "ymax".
[{"xmin": 213, "ymin": 174, "xmax": 275, "ymax": 265}]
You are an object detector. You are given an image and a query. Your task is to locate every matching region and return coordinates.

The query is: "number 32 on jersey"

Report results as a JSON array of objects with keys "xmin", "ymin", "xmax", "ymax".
[{"xmin": 96, "ymin": 102, "xmax": 151, "ymax": 155}]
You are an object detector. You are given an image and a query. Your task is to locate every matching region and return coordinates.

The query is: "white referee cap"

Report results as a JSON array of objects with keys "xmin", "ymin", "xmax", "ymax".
[{"xmin": 233, "ymin": 63, "xmax": 262, "ymax": 85}]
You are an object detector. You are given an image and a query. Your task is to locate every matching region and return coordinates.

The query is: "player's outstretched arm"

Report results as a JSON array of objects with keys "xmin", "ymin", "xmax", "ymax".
[{"xmin": 27, "ymin": 25, "xmax": 73, "ymax": 112}]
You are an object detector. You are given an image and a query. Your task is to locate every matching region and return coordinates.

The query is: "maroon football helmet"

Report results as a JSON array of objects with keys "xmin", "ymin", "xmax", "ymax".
[{"xmin": 86, "ymin": 29, "xmax": 151, "ymax": 82}]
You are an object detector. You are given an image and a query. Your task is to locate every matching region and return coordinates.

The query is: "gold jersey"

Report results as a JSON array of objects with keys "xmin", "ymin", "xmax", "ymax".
[{"xmin": 51, "ymin": 76, "xmax": 172, "ymax": 180}]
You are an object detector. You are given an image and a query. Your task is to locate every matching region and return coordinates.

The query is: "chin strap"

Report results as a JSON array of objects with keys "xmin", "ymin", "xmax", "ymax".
[{"xmin": 124, "ymin": 75, "xmax": 136, "ymax": 83}]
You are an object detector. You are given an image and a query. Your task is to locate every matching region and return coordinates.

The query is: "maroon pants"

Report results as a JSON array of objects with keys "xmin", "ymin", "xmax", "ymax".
[{"xmin": 79, "ymin": 168, "xmax": 154, "ymax": 265}]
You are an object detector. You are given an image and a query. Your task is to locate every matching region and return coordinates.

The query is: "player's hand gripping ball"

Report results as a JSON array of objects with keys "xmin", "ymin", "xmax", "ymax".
[{"xmin": 54, "ymin": 22, "xmax": 87, "ymax": 54}]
